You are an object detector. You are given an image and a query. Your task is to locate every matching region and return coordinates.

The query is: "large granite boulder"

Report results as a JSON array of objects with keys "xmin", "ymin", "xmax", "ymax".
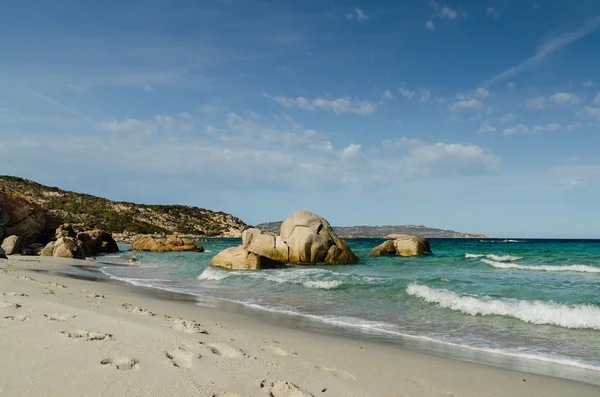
[
  {"xmin": 242, "ymin": 228, "xmax": 289, "ymax": 263},
  {"xmin": 77, "ymin": 230, "xmax": 119, "ymax": 256},
  {"xmin": 0, "ymin": 189, "xmax": 62, "ymax": 245},
  {"xmin": 280, "ymin": 211, "xmax": 358, "ymax": 265},
  {"xmin": 40, "ymin": 237, "xmax": 85, "ymax": 259},
  {"xmin": 1, "ymin": 235, "xmax": 22, "ymax": 255},
  {"xmin": 210, "ymin": 246, "xmax": 285, "ymax": 270},
  {"xmin": 130, "ymin": 235, "xmax": 204, "ymax": 252},
  {"xmin": 370, "ymin": 235, "xmax": 431, "ymax": 257}
]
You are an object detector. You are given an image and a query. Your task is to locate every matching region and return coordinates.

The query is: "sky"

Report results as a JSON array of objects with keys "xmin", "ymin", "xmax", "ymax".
[{"xmin": 1, "ymin": 0, "xmax": 600, "ymax": 238}]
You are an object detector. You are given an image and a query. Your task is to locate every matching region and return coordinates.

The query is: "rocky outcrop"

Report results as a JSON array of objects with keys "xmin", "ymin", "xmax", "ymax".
[
  {"xmin": 130, "ymin": 235, "xmax": 204, "ymax": 252},
  {"xmin": 77, "ymin": 230, "xmax": 119, "ymax": 256},
  {"xmin": 211, "ymin": 211, "xmax": 358, "ymax": 270},
  {"xmin": 280, "ymin": 211, "xmax": 359, "ymax": 265},
  {"xmin": 370, "ymin": 235, "xmax": 431, "ymax": 257},
  {"xmin": 210, "ymin": 246, "xmax": 285, "ymax": 270},
  {"xmin": 40, "ymin": 237, "xmax": 85, "ymax": 259},
  {"xmin": 0, "ymin": 189, "xmax": 61, "ymax": 245},
  {"xmin": 1, "ymin": 235, "xmax": 22, "ymax": 255},
  {"xmin": 0, "ymin": 247, "xmax": 6, "ymax": 259},
  {"xmin": 55, "ymin": 224, "xmax": 77, "ymax": 239},
  {"xmin": 242, "ymin": 228, "xmax": 289, "ymax": 263}
]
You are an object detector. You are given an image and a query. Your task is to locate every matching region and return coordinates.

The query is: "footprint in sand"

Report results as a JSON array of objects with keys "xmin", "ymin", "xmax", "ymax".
[
  {"xmin": 198, "ymin": 342, "xmax": 245, "ymax": 358},
  {"xmin": 212, "ymin": 393, "xmax": 245, "ymax": 397},
  {"xmin": 62, "ymin": 330, "xmax": 112, "ymax": 341},
  {"xmin": 101, "ymin": 357, "xmax": 139, "ymax": 371},
  {"xmin": 260, "ymin": 380, "xmax": 315, "ymax": 397},
  {"xmin": 169, "ymin": 319, "xmax": 209, "ymax": 334},
  {"xmin": 1, "ymin": 292, "xmax": 28, "ymax": 297},
  {"xmin": 260, "ymin": 344, "xmax": 293, "ymax": 357},
  {"xmin": 17, "ymin": 275, "xmax": 37, "ymax": 282},
  {"xmin": 122, "ymin": 303, "xmax": 156, "ymax": 316},
  {"xmin": 165, "ymin": 346, "xmax": 201, "ymax": 368},
  {"xmin": 86, "ymin": 292, "xmax": 105, "ymax": 299},
  {"xmin": 4, "ymin": 315, "xmax": 30, "ymax": 321},
  {"xmin": 46, "ymin": 282, "xmax": 67, "ymax": 289},
  {"xmin": 0, "ymin": 301, "xmax": 22, "ymax": 310},
  {"xmin": 44, "ymin": 313, "xmax": 76, "ymax": 322},
  {"xmin": 313, "ymin": 366, "xmax": 356, "ymax": 380}
]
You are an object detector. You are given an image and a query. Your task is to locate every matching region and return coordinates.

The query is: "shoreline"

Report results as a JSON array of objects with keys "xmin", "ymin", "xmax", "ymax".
[{"xmin": 2, "ymin": 256, "xmax": 600, "ymax": 396}]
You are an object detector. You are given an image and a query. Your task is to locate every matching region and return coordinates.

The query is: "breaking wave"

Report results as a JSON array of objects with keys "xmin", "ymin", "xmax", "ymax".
[
  {"xmin": 406, "ymin": 283, "xmax": 600, "ymax": 330},
  {"xmin": 481, "ymin": 259, "xmax": 600, "ymax": 273}
]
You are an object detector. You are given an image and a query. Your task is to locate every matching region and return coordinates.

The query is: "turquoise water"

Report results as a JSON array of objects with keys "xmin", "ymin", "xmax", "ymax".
[{"xmin": 98, "ymin": 238, "xmax": 600, "ymax": 373}]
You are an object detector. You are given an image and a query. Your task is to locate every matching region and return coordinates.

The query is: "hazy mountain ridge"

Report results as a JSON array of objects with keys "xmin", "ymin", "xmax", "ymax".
[
  {"xmin": 0, "ymin": 176, "xmax": 247, "ymax": 236},
  {"xmin": 256, "ymin": 221, "xmax": 490, "ymax": 239}
]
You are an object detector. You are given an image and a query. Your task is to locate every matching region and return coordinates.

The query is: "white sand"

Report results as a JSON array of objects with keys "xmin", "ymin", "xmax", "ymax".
[{"xmin": 1, "ymin": 256, "xmax": 599, "ymax": 397}]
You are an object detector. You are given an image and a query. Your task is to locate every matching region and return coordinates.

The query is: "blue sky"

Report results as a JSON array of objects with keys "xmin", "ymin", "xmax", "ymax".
[{"xmin": 1, "ymin": 1, "xmax": 600, "ymax": 238}]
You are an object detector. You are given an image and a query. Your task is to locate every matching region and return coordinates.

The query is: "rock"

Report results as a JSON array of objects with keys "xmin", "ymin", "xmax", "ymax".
[
  {"xmin": 280, "ymin": 211, "xmax": 358, "ymax": 265},
  {"xmin": 40, "ymin": 237, "xmax": 85, "ymax": 259},
  {"xmin": 0, "ymin": 189, "xmax": 61, "ymax": 245},
  {"xmin": 55, "ymin": 224, "xmax": 76, "ymax": 239},
  {"xmin": 210, "ymin": 246, "xmax": 285, "ymax": 270},
  {"xmin": 130, "ymin": 235, "xmax": 204, "ymax": 252},
  {"xmin": 370, "ymin": 235, "xmax": 431, "ymax": 257},
  {"xmin": 0, "ymin": 247, "xmax": 6, "ymax": 259},
  {"xmin": 242, "ymin": 228, "xmax": 290, "ymax": 263},
  {"xmin": 123, "ymin": 257, "xmax": 139, "ymax": 263},
  {"xmin": 77, "ymin": 230, "xmax": 119, "ymax": 256},
  {"xmin": 1, "ymin": 235, "xmax": 22, "ymax": 255}
]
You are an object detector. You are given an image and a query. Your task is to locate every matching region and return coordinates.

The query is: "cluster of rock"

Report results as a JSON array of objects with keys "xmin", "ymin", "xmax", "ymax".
[
  {"xmin": 210, "ymin": 211, "xmax": 359, "ymax": 270},
  {"xmin": 130, "ymin": 235, "xmax": 204, "ymax": 252},
  {"xmin": 370, "ymin": 234, "xmax": 431, "ymax": 257},
  {"xmin": 0, "ymin": 189, "xmax": 119, "ymax": 260}
]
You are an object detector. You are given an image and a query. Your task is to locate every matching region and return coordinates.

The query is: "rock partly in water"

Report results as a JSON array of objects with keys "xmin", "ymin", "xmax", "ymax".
[
  {"xmin": 130, "ymin": 235, "xmax": 204, "ymax": 252},
  {"xmin": 123, "ymin": 257, "xmax": 139, "ymax": 263},
  {"xmin": 242, "ymin": 228, "xmax": 290, "ymax": 263},
  {"xmin": 40, "ymin": 237, "xmax": 86, "ymax": 259},
  {"xmin": 1, "ymin": 235, "xmax": 22, "ymax": 255},
  {"xmin": 77, "ymin": 230, "xmax": 119, "ymax": 256},
  {"xmin": 370, "ymin": 234, "xmax": 431, "ymax": 257},
  {"xmin": 280, "ymin": 210, "xmax": 359, "ymax": 265},
  {"xmin": 210, "ymin": 246, "xmax": 285, "ymax": 270}
]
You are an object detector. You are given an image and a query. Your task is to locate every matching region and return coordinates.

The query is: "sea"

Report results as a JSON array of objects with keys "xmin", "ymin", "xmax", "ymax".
[{"xmin": 76, "ymin": 238, "xmax": 600, "ymax": 384}]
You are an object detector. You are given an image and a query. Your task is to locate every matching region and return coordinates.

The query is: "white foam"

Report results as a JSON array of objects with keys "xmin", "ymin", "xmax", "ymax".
[
  {"xmin": 303, "ymin": 280, "xmax": 343, "ymax": 289},
  {"xmin": 481, "ymin": 259, "xmax": 600, "ymax": 274},
  {"xmin": 465, "ymin": 253, "xmax": 484, "ymax": 258},
  {"xmin": 197, "ymin": 267, "xmax": 233, "ymax": 281},
  {"xmin": 486, "ymin": 254, "xmax": 522, "ymax": 261},
  {"xmin": 406, "ymin": 283, "xmax": 600, "ymax": 330}
]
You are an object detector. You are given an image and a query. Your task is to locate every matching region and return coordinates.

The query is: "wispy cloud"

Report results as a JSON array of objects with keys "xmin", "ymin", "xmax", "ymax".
[
  {"xmin": 346, "ymin": 8, "xmax": 370, "ymax": 22},
  {"xmin": 550, "ymin": 92, "xmax": 580, "ymax": 105},
  {"xmin": 486, "ymin": 7, "xmax": 501, "ymax": 19},
  {"xmin": 503, "ymin": 123, "xmax": 561, "ymax": 135},
  {"xmin": 13, "ymin": 84, "xmax": 98, "ymax": 124},
  {"xmin": 484, "ymin": 17, "xmax": 600, "ymax": 87},
  {"xmin": 582, "ymin": 80, "xmax": 594, "ymax": 88},
  {"xmin": 425, "ymin": 20, "xmax": 435, "ymax": 30},
  {"xmin": 449, "ymin": 98, "xmax": 483, "ymax": 111},
  {"xmin": 267, "ymin": 94, "xmax": 377, "ymax": 115}
]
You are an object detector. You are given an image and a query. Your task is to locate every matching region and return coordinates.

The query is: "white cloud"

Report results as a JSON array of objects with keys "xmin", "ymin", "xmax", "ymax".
[
  {"xmin": 143, "ymin": 85, "xmax": 154, "ymax": 92},
  {"xmin": 507, "ymin": 81, "xmax": 516, "ymax": 90},
  {"xmin": 497, "ymin": 113, "xmax": 515, "ymax": 124},
  {"xmin": 503, "ymin": 124, "xmax": 530, "ymax": 135},
  {"xmin": 594, "ymin": 92, "xmax": 600, "ymax": 104},
  {"xmin": 504, "ymin": 122, "xmax": 561, "ymax": 135},
  {"xmin": 201, "ymin": 104, "xmax": 220, "ymax": 114},
  {"xmin": 584, "ymin": 107, "xmax": 600, "ymax": 120},
  {"xmin": 449, "ymin": 98, "xmax": 483, "ymax": 111},
  {"xmin": 478, "ymin": 123, "xmax": 497, "ymax": 134},
  {"xmin": 550, "ymin": 92, "xmax": 580, "ymax": 105},
  {"xmin": 429, "ymin": 1, "xmax": 464, "ymax": 23},
  {"xmin": 399, "ymin": 87, "xmax": 416, "ymax": 100},
  {"xmin": 567, "ymin": 122, "xmax": 582, "ymax": 130},
  {"xmin": 347, "ymin": 8, "xmax": 370, "ymax": 22},
  {"xmin": 525, "ymin": 96, "xmax": 546, "ymax": 109},
  {"xmin": 484, "ymin": 17, "xmax": 600, "ymax": 86},
  {"xmin": 383, "ymin": 90, "xmax": 395, "ymax": 100},
  {"xmin": 582, "ymin": 80, "xmax": 594, "ymax": 88},
  {"xmin": 440, "ymin": 6, "xmax": 458, "ymax": 20},
  {"xmin": 100, "ymin": 118, "xmax": 157, "ymax": 134},
  {"xmin": 486, "ymin": 7, "xmax": 501, "ymax": 18},
  {"xmin": 425, "ymin": 20, "xmax": 435, "ymax": 30},
  {"xmin": 476, "ymin": 87, "xmax": 490, "ymax": 97},
  {"xmin": 269, "ymin": 95, "xmax": 376, "ymax": 115},
  {"xmin": 340, "ymin": 143, "xmax": 362, "ymax": 159},
  {"xmin": 553, "ymin": 165, "xmax": 600, "ymax": 188}
]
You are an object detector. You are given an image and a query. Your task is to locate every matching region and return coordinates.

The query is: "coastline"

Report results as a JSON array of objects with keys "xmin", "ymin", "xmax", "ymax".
[{"xmin": 2, "ymin": 256, "xmax": 600, "ymax": 396}]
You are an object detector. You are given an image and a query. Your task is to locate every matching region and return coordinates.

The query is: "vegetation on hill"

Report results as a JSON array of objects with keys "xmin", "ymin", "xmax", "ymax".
[
  {"xmin": 256, "ymin": 221, "xmax": 490, "ymax": 239},
  {"xmin": 0, "ymin": 176, "xmax": 247, "ymax": 236}
]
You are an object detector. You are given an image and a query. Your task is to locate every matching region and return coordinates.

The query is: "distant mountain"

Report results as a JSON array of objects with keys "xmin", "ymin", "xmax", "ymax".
[
  {"xmin": 0, "ymin": 176, "xmax": 247, "ymax": 237},
  {"xmin": 255, "ymin": 221, "xmax": 490, "ymax": 239}
]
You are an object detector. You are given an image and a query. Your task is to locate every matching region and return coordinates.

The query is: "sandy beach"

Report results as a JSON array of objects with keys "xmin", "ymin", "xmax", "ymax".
[{"xmin": 0, "ymin": 256, "xmax": 598, "ymax": 397}]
